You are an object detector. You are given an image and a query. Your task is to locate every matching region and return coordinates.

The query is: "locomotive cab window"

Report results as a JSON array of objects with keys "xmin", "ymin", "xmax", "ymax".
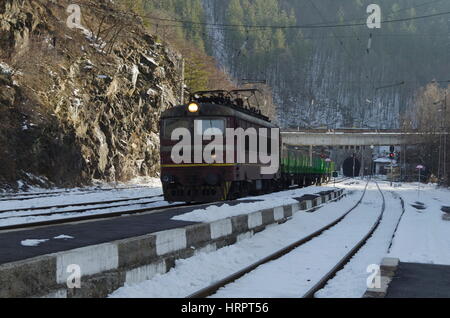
[
  {"xmin": 163, "ymin": 118, "xmax": 191, "ymax": 138},
  {"xmin": 196, "ymin": 119, "xmax": 225, "ymax": 136}
]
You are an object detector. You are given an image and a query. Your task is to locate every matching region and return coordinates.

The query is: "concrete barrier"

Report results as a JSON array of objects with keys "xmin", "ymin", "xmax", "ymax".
[
  {"xmin": 363, "ymin": 257, "xmax": 400, "ymax": 298},
  {"xmin": 0, "ymin": 189, "xmax": 344, "ymax": 298}
]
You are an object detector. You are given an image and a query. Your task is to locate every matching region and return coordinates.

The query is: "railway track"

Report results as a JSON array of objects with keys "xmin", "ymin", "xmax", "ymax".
[
  {"xmin": 0, "ymin": 177, "xmax": 349, "ymax": 203},
  {"xmin": 0, "ymin": 178, "xmax": 350, "ymax": 232},
  {"xmin": 301, "ymin": 181, "xmax": 385, "ymax": 298},
  {"xmin": 0, "ymin": 197, "xmax": 167, "ymax": 225},
  {"xmin": 0, "ymin": 185, "xmax": 153, "ymax": 202},
  {"xmin": 387, "ymin": 192, "xmax": 406, "ymax": 254},
  {"xmin": 0, "ymin": 194, "xmax": 164, "ymax": 214},
  {"xmin": 0, "ymin": 201, "xmax": 195, "ymax": 232},
  {"xmin": 187, "ymin": 179, "xmax": 384, "ymax": 298}
]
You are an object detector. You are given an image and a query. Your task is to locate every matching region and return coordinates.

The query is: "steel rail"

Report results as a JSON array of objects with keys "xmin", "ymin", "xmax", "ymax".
[
  {"xmin": 0, "ymin": 177, "xmax": 347, "ymax": 203},
  {"xmin": 187, "ymin": 180, "xmax": 368, "ymax": 298},
  {"xmin": 0, "ymin": 202, "xmax": 193, "ymax": 232},
  {"xmin": 0, "ymin": 179, "xmax": 349, "ymax": 233},
  {"xmin": 0, "ymin": 185, "xmax": 152, "ymax": 201},
  {"xmin": 301, "ymin": 181, "xmax": 385, "ymax": 298},
  {"xmin": 387, "ymin": 194, "xmax": 406, "ymax": 253},
  {"xmin": 0, "ymin": 198, "xmax": 166, "ymax": 221},
  {"xmin": 0, "ymin": 194, "xmax": 164, "ymax": 214}
]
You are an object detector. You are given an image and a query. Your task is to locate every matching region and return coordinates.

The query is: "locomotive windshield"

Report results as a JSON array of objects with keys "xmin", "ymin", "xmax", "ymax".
[
  {"xmin": 163, "ymin": 118, "xmax": 190, "ymax": 138},
  {"xmin": 195, "ymin": 119, "xmax": 225, "ymax": 136},
  {"xmin": 162, "ymin": 118, "xmax": 225, "ymax": 138}
]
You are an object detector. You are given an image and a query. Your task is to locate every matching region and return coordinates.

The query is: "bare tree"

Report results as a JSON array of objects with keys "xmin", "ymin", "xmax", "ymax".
[{"xmin": 403, "ymin": 82, "xmax": 449, "ymax": 184}]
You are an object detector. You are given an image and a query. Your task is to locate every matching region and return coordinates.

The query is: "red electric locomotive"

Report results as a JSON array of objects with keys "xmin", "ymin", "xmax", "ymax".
[{"xmin": 159, "ymin": 90, "xmax": 281, "ymax": 203}]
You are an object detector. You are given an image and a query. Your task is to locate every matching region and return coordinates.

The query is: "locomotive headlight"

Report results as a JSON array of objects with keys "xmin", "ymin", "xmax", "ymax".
[{"xmin": 188, "ymin": 102, "xmax": 199, "ymax": 113}]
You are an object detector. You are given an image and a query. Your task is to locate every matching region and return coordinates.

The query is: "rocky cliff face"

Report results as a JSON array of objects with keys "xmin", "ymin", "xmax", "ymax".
[{"xmin": 0, "ymin": 0, "xmax": 183, "ymax": 189}]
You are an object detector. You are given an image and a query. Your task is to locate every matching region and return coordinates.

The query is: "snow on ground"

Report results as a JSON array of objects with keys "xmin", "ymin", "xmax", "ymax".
[
  {"xmin": 21, "ymin": 235, "xmax": 75, "ymax": 247},
  {"xmin": 0, "ymin": 178, "xmax": 162, "ymax": 212},
  {"xmin": 0, "ymin": 200, "xmax": 173, "ymax": 227},
  {"xmin": 0, "ymin": 177, "xmax": 164, "ymax": 227},
  {"xmin": 21, "ymin": 239, "xmax": 49, "ymax": 247},
  {"xmin": 211, "ymin": 181, "xmax": 382, "ymax": 298},
  {"xmin": 315, "ymin": 187, "xmax": 404, "ymax": 298},
  {"xmin": 0, "ymin": 176, "xmax": 161, "ymax": 196},
  {"xmin": 172, "ymin": 185, "xmax": 337, "ymax": 223},
  {"xmin": 315, "ymin": 180, "xmax": 450, "ymax": 298},
  {"xmin": 5, "ymin": 174, "xmax": 448, "ymax": 297},
  {"xmin": 109, "ymin": 185, "xmax": 364, "ymax": 298},
  {"xmin": 109, "ymin": 179, "xmax": 450, "ymax": 298},
  {"xmin": 0, "ymin": 177, "xmax": 341, "ymax": 229},
  {"xmin": 53, "ymin": 235, "xmax": 74, "ymax": 240},
  {"xmin": 386, "ymin": 181, "xmax": 450, "ymax": 265}
]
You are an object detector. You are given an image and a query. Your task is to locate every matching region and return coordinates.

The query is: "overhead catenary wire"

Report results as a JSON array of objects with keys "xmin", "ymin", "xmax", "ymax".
[
  {"xmin": 40, "ymin": 2, "xmax": 450, "ymax": 89},
  {"xmin": 77, "ymin": 2, "xmax": 450, "ymax": 31},
  {"xmin": 5, "ymin": 0, "xmax": 442, "ymax": 42},
  {"xmin": 291, "ymin": 0, "xmax": 448, "ymax": 28},
  {"xmin": 306, "ymin": 0, "xmax": 379, "ymax": 89},
  {"xmin": 137, "ymin": 10, "xmax": 450, "ymax": 30},
  {"xmin": 70, "ymin": 2, "xmax": 450, "ymax": 42}
]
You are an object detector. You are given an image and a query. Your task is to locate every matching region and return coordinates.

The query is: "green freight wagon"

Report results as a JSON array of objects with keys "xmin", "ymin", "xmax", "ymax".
[{"xmin": 281, "ymin": 147, "xmax": 334, "ymax": 187}]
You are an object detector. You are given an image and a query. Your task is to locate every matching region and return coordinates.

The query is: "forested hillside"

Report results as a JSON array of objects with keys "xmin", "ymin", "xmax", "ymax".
[
  {"xmin": 1, "ymin": 0, "xmax": 448, "ymax": 188},
  {"xmin": 119, "ymin": 0, "xmax": 236, "ymax": 94},
  {"xmin": 129, "ymin": 0, "xmax": 450, "ymax": 129}
]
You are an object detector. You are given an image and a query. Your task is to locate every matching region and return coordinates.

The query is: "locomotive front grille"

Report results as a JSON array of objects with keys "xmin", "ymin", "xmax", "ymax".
[
  {"xmin": 185, "ymin": 175, "xmax": 199, "ymax": 185},
  {"xmin": 164, "ymin": 183, "xmax": 223, "ymax": 203}
]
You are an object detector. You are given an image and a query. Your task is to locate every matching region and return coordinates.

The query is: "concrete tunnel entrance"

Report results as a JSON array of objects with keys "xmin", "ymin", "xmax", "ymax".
[{"xmin": 343, "ymin": 157, "xmax": 361, "ymax": 177}]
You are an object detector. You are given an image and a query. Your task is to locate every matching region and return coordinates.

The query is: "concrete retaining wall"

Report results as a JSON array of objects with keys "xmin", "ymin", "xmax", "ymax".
[
  {"xmin": 0, "ymin": 189, "xmax": 344, "ymax": 298},
  {"xmin": 363, "ymin": 257, "xmax": 400, "ymax": 298}
]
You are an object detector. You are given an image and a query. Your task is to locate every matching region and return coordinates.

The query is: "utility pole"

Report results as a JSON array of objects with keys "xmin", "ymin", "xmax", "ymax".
[
  {"xmin": 402, "ymin": 144, "xmax": 407, "ymax": 181},
  {"xmin": 444, "ymin": 90, "xmax": 448, "ymax": 184},
  {"xmin": 361, "ymin": 146, "xmax": 364, "ymax": 179},
  {"xmin": 180, "ymin": 58, "xmax": 185, "ymax": 105},
  {"xmin": 370, "ymin": 145, "xmax": 374, "ymax": 177},
  {"xmin": 390, "ymin": 159, "xmax": 394, "ymax": 187},
  {"xmin": 417, "ymin": 165, "xmax": 424, "ymax": 197},
  {"xmin": 438, "ymin": 102, "xmax": 443, "ymax": 182}
]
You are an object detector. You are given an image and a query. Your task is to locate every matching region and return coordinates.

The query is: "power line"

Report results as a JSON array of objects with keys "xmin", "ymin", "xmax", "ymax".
[
  {"xmin": 137, "ymin": 10, "xmax": 450, "ymax": 30},
  {"xmin": 376, "ymin": 81, "xmax": 406, "ymax": 90},
  {"xmin": 293, "ymin": 0, "xmax": 448, "ymax": 27},
  {"xmin": 80, "ymin": 3, "xmax": 450, "ymax": 31},
  {"xmin": 390, "ymin": 0, "xmax": 447, "ymax": 14},
  {"xmin": 307, "ymin": 0, "xmax": 375, "ymax": 87},
  {"xmin": 72, "ymin": 2, "xmax": 448, "ymax": 86}
]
